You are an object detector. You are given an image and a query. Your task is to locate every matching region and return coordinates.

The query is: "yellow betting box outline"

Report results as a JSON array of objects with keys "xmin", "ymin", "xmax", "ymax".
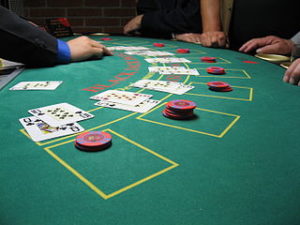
[
  {"xmin": 187, "ymin": 81, "xmax": 254, "ymax": 102},
  {"xmin": 136, "ymin": 102, "xmax": 240, "ymax": 138},
  {"xmin": 196, "ymin": 68, "xmax": 251, "ymax": 79},
  {"xmin": 43, "ymin": 128, "xmax": 179, "ymax": 200}
]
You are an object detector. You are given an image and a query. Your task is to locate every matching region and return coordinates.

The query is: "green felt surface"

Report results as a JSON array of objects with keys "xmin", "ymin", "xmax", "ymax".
[{"xmin": 1, "ymin": 36, "xmax": 300, "ymax": 225}]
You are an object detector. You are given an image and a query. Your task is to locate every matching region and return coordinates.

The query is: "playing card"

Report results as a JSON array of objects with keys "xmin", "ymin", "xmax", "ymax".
[
  {"xmin": 19, "ymin": 116, "xmax": 84, "ymax": 142},
  {"xmin": 95, "ymin": 99, "xmax": 161, "ymax": 113},
  {"xmin": 90, "ymin": 90, "xmax": 152, "ymax": 106},
  {"xmin": 125, "ymin": 50, "xmax": 174, "ymax": 56},
  {"xmin": 144, "ymin": 57, "xmax": 191, "ymax": 63},
  {"xmin": 10, "ymin": 81, "xmax": 63, "ymax": 90},
  {"xmin": 131, "ymin": 79, "xmax": 194, "ymax": 95},
  {"xmin": 148, "ymin": 66, "xmax": 185, "ymax": 73},
  {"xmin": 28, "ymin": 103, "xmax": 94, "ymax": 127},
  {"xmin": 159, "ymin": 68, "xmax": 200, "ymax": 75},
  {"xmin": 107, "ymin": 46, "xmax": 149, "ymax": 51}
]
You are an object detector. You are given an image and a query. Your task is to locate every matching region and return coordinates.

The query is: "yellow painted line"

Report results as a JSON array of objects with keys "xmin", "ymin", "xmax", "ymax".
[
  {"xmin": 44, "ymin": 148, "xmax": 109, "ymax": 199},
  {"xmin": 219, "ymin": 115, "xmax": 240, "ymax": 138}
]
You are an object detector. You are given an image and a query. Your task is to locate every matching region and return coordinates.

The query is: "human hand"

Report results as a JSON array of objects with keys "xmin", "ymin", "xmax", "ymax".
[
  {"xmin": 283, "ymin": 58, "xmax": 300, "ymax": 86},
  {"xmin": 174, "ymin": 33, "xmax": 202, "ymax": 44},
  {"xmin": 67, "ymin": 36, "xmax": 112, "ymax": 62},
  {"xmin": 123, "ymin": 15, "xmax": 143, "ymax": 35},
  {"xmin": 200, "ymin": 31, "xmax": 226, "ymax": 47},
  {"xmin": 239, "ymin": 35, "xmax": 294, "ymax": 54}
]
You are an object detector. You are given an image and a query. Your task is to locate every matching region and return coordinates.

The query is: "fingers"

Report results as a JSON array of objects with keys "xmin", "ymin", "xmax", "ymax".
[
  {"xmin": 200, "ymin": 32, "xmax": 226, "ymax": 48},
  {"xmin": 239, "ymin": 38, "xmax": 264, "ymax": 53},
  {"xmin": 256, "ymin": 43, "xmax": 280, "ymax": 54},
  {"xmin": 283, "ymin": 58, "xmax": 300, "ymax": 85},
  {"xmin": 175, "ymin": 33, "xmax": 201, "ymax": 44}
]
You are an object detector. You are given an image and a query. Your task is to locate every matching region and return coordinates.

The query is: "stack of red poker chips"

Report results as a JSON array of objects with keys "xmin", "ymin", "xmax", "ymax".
[
  {"xmin": 176, "ymin": 48, "xmax": 190, "ymax": 53},
  {"xmin": 207, "ymin": 81, "xmax": 233, "ymax": 92},
  {"xmin": 206, "ymin": 66, "xmax": 226, "ymax": 75},
  {"xmin": 153, "ymin": 43, "xmax": 165, "ymax": 47},
  {"xmin": 101, "ymin": 37, "xmax": 112, "ymax": 41},
  {"xmin": 200, "ymin": 56, "xmax": 217, "ymax": 63},
  {"xmin": 75, "ymin": 131, "xmax": 112, "ymax": 152},
  {"xmin": 162, "ymin": 100, "xmax": 197, "ymax": 120}
]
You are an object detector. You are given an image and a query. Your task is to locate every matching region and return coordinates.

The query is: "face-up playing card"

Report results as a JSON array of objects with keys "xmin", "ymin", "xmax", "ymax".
[
  {"xmin": 144, "ymin": 57, "xmax": 191, "ymax": 63},
  {"xmin": 10, "ymin": 81, "xmax": 63, "ymax": 90},
  {"xmin": 28, "ymin": 103, "xmax": 94, "ymax": 127},
  {"xmin": 125, "ymin": 51, "xmax": 174, "ymax": 56},
  {"xmin": 90, "ymin": 90, "xmax": 152, "ymax": 106},
  {"xmin": 158, "ymin": 68, "xmax": 200, "ymax": 75},
  {"xmin": 148, "ymin": 66, "xmax": 186, "ymax": 73},
  {"xmin": 131, "ymin": 79, "xmax": 194, "ymax": 95},
  {"xmin": 95, "ymin": 99, "xmax": 161, "ymax": 113},
  {"xmin": 19, "ymin": 116, "xmax": 84, "ymax": 142},
  {"xmin": 107, "ymin": 46, "xmax": 149, "ymax": 51}
]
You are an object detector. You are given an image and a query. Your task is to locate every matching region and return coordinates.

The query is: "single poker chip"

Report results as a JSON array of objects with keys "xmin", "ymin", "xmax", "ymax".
[
  {"xmin": 176, "ymin": 48, "xmax": 190, "ymax": 54},
  {"xmin": 206, "ymin": 66, "xmax": 226, "ymax": 75},
  {"xmin": 75, "ymin": 141, "xmax": 112, "ymax": 152},
  {"xmin": 75, "ymin": 131, "xmax": 112, "ymax": 148},
  {"xmin": 101, "ymin": 37, "xmax": 112, "ymax": 41},
  {"xmin": 209, "ymin": 86, "xmax": 233, "ymax": 92},
  {"xmin": 201, "ymin": 56, "xmax": 217, "ymax": 62},
  {"xmin": 166, "ymin": 100, "xmax": 197, "ymax": 111},
  {"xmin": 207, "ymin": 81, "xmax": 230, "ymax": 88},
  {"xmin": 153, "ymin": 43, "xmax": 165, "ymax": 47}
]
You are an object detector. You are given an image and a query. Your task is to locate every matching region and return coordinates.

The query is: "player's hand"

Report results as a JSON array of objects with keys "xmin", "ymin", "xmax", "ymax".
[
  {"xmin": 67, "ymin": 36, "xmax": 113, "ymax": 62},
  {"xmin": 283, "ymin": 58, "xmax": 300, "ymax": 86},
  {"xmin": 174, "ymin": 33, "xmax": 202, "ymax": 44},
  {"xmin": 239, "ymin": 35, "xmax": 294, "ymax": 54},
  {"xmin": 123, "ymin": 15, "xmax": 143, "ymax": 35},
  {"xmin": 200, "ymin": 31, "xmax": 226, "ymax": 48}
]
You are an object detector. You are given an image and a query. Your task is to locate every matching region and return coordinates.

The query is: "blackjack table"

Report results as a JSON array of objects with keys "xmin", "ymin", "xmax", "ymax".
[{"xmin": 1, "ymin": 35, "xmax": 300, "ymax": 225}]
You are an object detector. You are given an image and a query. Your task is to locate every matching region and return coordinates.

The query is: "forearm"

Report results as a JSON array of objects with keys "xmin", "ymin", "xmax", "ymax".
[{"xmin": 201, "ymin": 0, "xmax": 222, "ymax": 32}]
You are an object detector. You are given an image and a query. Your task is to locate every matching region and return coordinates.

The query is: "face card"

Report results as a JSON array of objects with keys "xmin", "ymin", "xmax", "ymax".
[
  {"xmin": 95, "ymin": 99, "xmax": 161, "ymax": 113},
  {"xmin": 28, "ymin": 103, "xmax": 94, "ymax": 127},
  {"xmin": 144, "ymin": 57, "xmax": 191, "ymax": 63},
  {"xmin": 19, "ymin": 116, "xmax": 84, "ymax": 142},
  {"xmin": 90, "ymin": 90, "xmax": 152, "ymax": 106},
  {"xmin": 10, "ymin": 81, "xmax": 63, "ymax": 90}
]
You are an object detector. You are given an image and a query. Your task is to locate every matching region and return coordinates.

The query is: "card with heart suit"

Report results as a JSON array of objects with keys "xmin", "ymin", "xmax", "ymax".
[
  {"xmin": 19, "ymin": 116, "xmax": 84, "ymax": 142},
  {"xmin": 131, "ymin": 79, "xmax": 194, "ymax": 95},
  {"xmin": 28, "ymin": 103, "xmax": 94, "ymax": 127},
  {"xmin": 10, "ymin": 81, "xmax": 63, "ymax": 90},
  {"xmin": 90, "ymin": 90, "xmax": 152, "ymax": 106},
  {"xmin": 144, "ymin": 57, "xmax": 191, "ymax": 63},
  {"xmin": 95, "ymin": 99, "xmax": 161, "ymax": 113}
]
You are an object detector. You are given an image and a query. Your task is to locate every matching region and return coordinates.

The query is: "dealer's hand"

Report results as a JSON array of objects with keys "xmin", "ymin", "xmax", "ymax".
[
  {"xmin": 67, "ymin": 36, "xmax": 112, "ymax": 62},
  {"xmin": 283, "ymin": 58, "xmax": 300, "ymax": 86},
  {"xmin": 239, "ymin": 35, "xmax": 294, "ymax": 54},
  {"xmin": 174, "ymin": 33, "xmax": 202, "ymax": 44},
  {"xmin": 123, "ymin": 15, "xmax": 143, "ymax": 35},
  {"xmin": 200, "ymin": 31, "xmax": 226, "ymax": 48}
]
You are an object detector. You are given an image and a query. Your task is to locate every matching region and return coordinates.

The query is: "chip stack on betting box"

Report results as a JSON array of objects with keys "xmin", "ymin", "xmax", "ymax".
[
  {"xmin": 207, "ymin": 81, "xmax": 233, "ymax": 92},
  {"xmin": 75, "ymin": 131, "xmax": 112, "ymax": 152},
  {"xmin": 162, "ymin": 100, "xmax": 197, "ymax": 120}
]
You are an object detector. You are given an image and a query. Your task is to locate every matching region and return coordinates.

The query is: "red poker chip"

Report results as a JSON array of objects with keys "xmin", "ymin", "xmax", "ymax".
[
  {"xmin": 75, "ymin": 131, "xmax": 112, "ymax": 148},
  {"xmin": 166, "ymin": 100, "xmax": 196, "ymax": 111},
  {"xmin": 164, "ymin": 108, "xmax": 194, "ymax": 116},
  {"xmin": 206, "ymin": 66, "xmax": 226, "ymax": 75},
  {"xmin": 207, "ymin": 81, "xmax": 230, "ymax": 88},
  {"xmin": 176, "ymin": 48, "xmax": 190, "ymax": 54},
  {"xmin": 101, "ymin": 37, "xmax": 112, "ymax": 41},
  {"xmin": 201, "ymin": 57, "xmax": 217, "ymax": 62},
  {"xmin": 75, "ymin": 141, "xmax": 112, "ymax": 152},
  {"xmin": 153, "ymin": 43, "xmax": 165, "ymax": 47},
  {"xmin": 162, "ymin": 110, "xmax": 195, "ymax": 120},
  {"xmin": 209, "ymin": 86, "xmax": 233, "ymax": 92}
]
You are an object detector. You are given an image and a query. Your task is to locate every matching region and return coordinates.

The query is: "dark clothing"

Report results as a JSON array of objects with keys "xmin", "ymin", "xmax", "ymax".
[
  {"xmin": 229, "ymin": 0, "xmax": 300, "ymax": 50},
  {"xmin": 0, "ymin": 6, "xmax": 58, "ymax": 67},
  {"xmin": 137, "ymin": 0, "xmax": 201, "ymax": 39}
]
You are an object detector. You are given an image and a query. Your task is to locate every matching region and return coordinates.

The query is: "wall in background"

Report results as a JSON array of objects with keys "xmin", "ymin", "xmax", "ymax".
[{"xmin": 23, "ymin": 0, "xmax": 137, "ymax": 34}]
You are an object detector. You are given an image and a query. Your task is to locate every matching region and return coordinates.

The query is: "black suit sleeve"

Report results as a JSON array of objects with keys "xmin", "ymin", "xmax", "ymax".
[
  {"xmin": 0, "ymin": 6, "xmax": 58, "ymax": 67},
  {"xmin": 138, "ymin": 0, "xmax": 201, "ymax": 39}
]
